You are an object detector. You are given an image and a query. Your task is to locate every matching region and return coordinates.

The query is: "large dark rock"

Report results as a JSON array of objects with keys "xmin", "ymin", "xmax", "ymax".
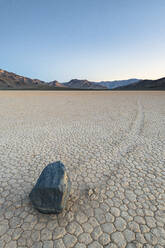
[{"xmin": 29, "ymin": 161, "xmax": 71, "ymax": 214}]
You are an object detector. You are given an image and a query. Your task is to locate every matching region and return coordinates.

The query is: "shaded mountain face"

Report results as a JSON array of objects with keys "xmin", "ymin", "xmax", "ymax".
[
  {"xmin": 114, "ymin": 78, "xmax": 165, "ymax": 90},
  {"xmin": 64, "ymin": 79, "xmax": 107, "ymax": 89},
  {"xmin": 0, "ymin": 69, "xmax": 46, "ymax": 88},
  {"xmin": 0, "ymin": 69, "xmax": 64, "ymax": 89},
  {"xmin": 97, "ymin": 79, "xmax": 140, "ymax": 89}
]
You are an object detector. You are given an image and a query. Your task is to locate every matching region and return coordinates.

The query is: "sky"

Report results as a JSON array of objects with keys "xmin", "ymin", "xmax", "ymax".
[{"xmin": 0, "ymin": 0, "xmax": 165, "ymax": 82}]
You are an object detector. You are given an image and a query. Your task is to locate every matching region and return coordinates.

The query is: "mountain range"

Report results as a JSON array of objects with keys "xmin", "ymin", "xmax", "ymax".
[
  {"xmin": 0, "ymin": 69, "xmax": 106, "ymax": 90},
  {"xmin": 97, "ymin": 79, "xmax": 140, "ymax": 89},
  {"xmin": 0, "ymin": 69, "xmax": 139, "ymax": 90},
  {"xmin": 0, "ymin": 69, "xmax": 165, "ymax": 90}
]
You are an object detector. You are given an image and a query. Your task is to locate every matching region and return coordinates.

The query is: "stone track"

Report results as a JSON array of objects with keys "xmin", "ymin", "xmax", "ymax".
[
  {"xmin": 111, "ymin": 99, "xmax": 144, "ymax": 163},
  {"xmin": 0, "ymin": 91, "xmax": 165, "ymax": 248}
]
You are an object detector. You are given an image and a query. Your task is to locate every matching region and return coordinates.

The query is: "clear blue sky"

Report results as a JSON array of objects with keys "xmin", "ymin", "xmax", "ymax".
[{"xmin": 0, "ymin": 0, "xmax": 165, "ymax": 82}]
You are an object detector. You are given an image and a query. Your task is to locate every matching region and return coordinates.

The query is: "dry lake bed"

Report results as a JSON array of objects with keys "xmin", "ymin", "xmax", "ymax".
[{"xmin": 0, "ymin": 91, "xmax": 165, "ymax": 248}]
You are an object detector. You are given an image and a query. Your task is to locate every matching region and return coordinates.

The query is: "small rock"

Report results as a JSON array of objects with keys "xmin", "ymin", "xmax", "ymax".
[
  {"xmin": 88, "ymin": 189, "xmax": 94, "ymax": 196},
  {"xmin": 29, "ymin": 161, "xmax": 71, "ymax": 214}
]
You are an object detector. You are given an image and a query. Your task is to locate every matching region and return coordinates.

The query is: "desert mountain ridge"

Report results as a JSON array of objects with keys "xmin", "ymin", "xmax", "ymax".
[
  {"xmin": 98, "ymin": 78, "xmax": 140, "ymax": 89},
  {"xmin": 0, "ymin": 69, "xmax": 65, "ymax": 89},
  {"xmin": 0, "ymin": 69, "xmax": 140, "ymax": 90},
  {"xmin": 0, "ymin": 69, "xmax": 107, "ymax": 89},
  {"xmin": 114, "ymin": 77, "xmax": 165, "ymax": 90},
  {"xmin": 0, "ymin": 68, "xmax": 165, "ymax": 90},
  {"xmin": 63, "ymin": 79, "xmax": 107, "ymax": 89}
]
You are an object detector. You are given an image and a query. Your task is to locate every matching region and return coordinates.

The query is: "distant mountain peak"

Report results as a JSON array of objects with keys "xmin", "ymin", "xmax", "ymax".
[
  {"xmin": 64, "ymin": 79, "xmax": 107, "ymax": 89},
  {"xmin": 98, "ymin": 78, "xmax": 140, "ymax": 89},
  {"xmin": 48, "ymin": 80, "xmax": 66, "ymax": 87}
]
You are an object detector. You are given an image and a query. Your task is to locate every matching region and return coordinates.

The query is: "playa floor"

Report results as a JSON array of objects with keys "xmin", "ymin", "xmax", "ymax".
[{"xmin": 0, "ymin": 91, "xmax": 165, "ymax": 248}]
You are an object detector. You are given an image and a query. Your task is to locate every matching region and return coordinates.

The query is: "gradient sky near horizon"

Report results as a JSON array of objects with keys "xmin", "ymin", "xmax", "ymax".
[{"xmin": 0, "ymin": 0, "xmax": 165, "ymax": 82}]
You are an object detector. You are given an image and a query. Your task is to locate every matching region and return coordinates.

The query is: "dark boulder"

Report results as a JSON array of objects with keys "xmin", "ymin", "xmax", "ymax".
[{"xmin": 29, "ymin": 161, "xmax": 71, "ymax": 214}]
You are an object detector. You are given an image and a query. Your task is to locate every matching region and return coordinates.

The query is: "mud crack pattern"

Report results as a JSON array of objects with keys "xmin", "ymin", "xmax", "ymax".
[{"xmin": 0, "ymin": 91, "xmax": 165, "ymax": 248}]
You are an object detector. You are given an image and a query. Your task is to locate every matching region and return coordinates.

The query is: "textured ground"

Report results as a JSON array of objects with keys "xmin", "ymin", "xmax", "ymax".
[{"xmin": 0, "ymin": 91, "xmax": 165, "ymax": 248}]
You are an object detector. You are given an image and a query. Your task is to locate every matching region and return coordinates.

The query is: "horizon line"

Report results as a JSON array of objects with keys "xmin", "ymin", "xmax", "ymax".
[{"xmin": 1, "ymin": 67, "xmax": 164, "ymax": 83}]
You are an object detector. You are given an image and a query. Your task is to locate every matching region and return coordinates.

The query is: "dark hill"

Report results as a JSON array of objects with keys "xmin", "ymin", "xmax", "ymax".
[
  {"xmin": 114, "ymin": 77, "xmax": 165, "ymax": 90},
  {"xmin": 64, "ymin": 79, "xmax": 107, "ymax": 89}
]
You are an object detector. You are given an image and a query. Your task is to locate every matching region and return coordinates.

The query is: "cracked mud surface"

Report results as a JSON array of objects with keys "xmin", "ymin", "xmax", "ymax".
[{"xmin": 0, "ymin": 91, "xmax": 165, "ymax": 248}]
